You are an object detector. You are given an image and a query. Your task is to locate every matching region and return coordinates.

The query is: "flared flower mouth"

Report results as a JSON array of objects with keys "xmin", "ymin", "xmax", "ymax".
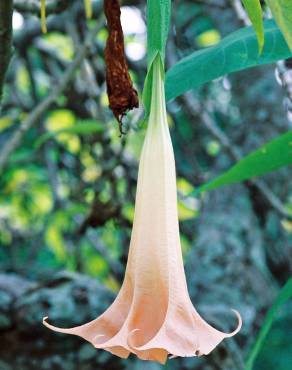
[{"xmin": 43, "ymin": 55, "xmax": 241, "ymax": 364}]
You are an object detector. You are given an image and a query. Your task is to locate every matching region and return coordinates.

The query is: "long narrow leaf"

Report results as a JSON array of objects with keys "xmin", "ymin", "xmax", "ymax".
[
  {"xmin": 35, "ymin": 121, "xmax": 103, "ymax": 148},
  {"xmin": 165, "ymin": 20, "xmax": 292, "ymax": 101},
  {"xmin": 266, "ymin": 0, "xmax": 292, "ymax": 51},
  {"xmin": 196, "ymin": 131, "xmax": 292, "ymax": 194},
  {"xmin": 242, "ymin": 0, "xmax": 264, "ymax": 53},
  {"xmin": 245, "ymin": 278, "xmax": 292, "ymax": 370}
]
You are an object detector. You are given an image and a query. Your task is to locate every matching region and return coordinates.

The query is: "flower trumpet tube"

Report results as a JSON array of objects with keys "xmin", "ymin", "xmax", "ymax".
[{"xmin": 43, "ymin": 57, "xmax": 241, "ymax": 364}]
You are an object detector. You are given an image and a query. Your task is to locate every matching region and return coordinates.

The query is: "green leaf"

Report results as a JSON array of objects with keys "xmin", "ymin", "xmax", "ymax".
[
  {"xmin": 196, "ymin": 131, "xmax": 292, "ymax": 194},
  {"xmin": 165, "ymin": 20, "xmax": 292, "ymax": 101},
  {"xmin": 241, "ymin": 0, "xmax": 264, "ymax": 53},
  {"xmin": 143, "ymin": 0, "xmax": 171, "ymax": 116},
  {"xmin": 266, "ymin": 0, "xmax": 292, "ymax": 51},
  {"xmin": 245, "ymin": 278, "xmax": 292, "ymax": 370},
  {"xmin": 35, "ymin": 121, "xmax": 103, "ymax": 148}
]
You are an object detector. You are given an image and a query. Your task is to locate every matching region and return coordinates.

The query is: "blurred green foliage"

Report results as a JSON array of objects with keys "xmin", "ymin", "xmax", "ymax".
[{"xmin": 0, "ymin": 1, "xmax": 291, "ymax": 369}]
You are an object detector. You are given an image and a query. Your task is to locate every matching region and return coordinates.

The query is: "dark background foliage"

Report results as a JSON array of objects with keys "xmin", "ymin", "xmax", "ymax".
[{"xmin": 0, "ymin": 0, "xmax": 291, "ymax": 369}]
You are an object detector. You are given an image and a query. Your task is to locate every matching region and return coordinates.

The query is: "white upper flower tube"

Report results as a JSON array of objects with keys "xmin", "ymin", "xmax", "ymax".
[{"xmin": 43, "ymin": 55, "xmax": 241, "ymax": 364}]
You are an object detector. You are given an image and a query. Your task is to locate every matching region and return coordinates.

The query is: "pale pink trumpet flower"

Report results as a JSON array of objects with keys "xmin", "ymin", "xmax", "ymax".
[{"xmin": 43, "ymin": 56, "xmax": 241, "ymax": 364}]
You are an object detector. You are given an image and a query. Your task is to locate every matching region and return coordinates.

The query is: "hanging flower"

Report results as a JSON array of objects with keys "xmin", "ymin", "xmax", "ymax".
[{"xmin": 43, "ymin": 56, "xmax": 241, "ymax": 364}]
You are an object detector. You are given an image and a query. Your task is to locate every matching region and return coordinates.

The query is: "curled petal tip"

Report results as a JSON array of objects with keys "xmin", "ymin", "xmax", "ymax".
[
  {"xmin": 43, "ymin": 316, "xmax": 49, "ymax": 326},
  {"xmin": 225, "ymin": 309, "xmax": 242, "ymax": 337},
  {"xmin": 43, "ymin": 316, "xmax": 57, "ymax": 331},
  {"xmin": 42, "ymin": 316, "xmax": 74, "ymax": 334}
]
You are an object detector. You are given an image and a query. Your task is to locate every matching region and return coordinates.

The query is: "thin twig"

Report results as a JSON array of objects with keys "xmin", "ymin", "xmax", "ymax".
[
  {"xmin": 194, "ymin": 0, "xmax": 227, "ymax": 9},
  {"xmin": 0, "ymin": 0, "xmax": 13, "ymax": 108},
  {"xmin": 230, "ymin": 0, "xmax": 251, "ymax": 25},
  {"xmin": 14, "ymin": 0, "xmax": 70, "ymax": 16},
  {"xmin": 183, "ymin": 93, "xmax": 292, "ymax": 221},
  {"xmin": 0, "ymin": 26, "xmax": 100, "ymax": 173}
]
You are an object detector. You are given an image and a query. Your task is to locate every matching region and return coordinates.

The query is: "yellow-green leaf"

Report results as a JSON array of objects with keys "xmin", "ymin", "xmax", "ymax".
[
  {"xmin": 242, "ymin": 0, "xmax": 264, "ymax": 52},
  {"xmin": 35, "ymin": 120, "xmax": 104, "ymax": 148},
  {"xmin": 41, "ymin": 0, "xmax": 47, "ymax": 33},
  {"xmin": 266, "ymin": 0, "xmax": 292, "ymax": 50},
  {"xmin": 84, "ymin": 0, "xmax": 92, "ymax": 19}
]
